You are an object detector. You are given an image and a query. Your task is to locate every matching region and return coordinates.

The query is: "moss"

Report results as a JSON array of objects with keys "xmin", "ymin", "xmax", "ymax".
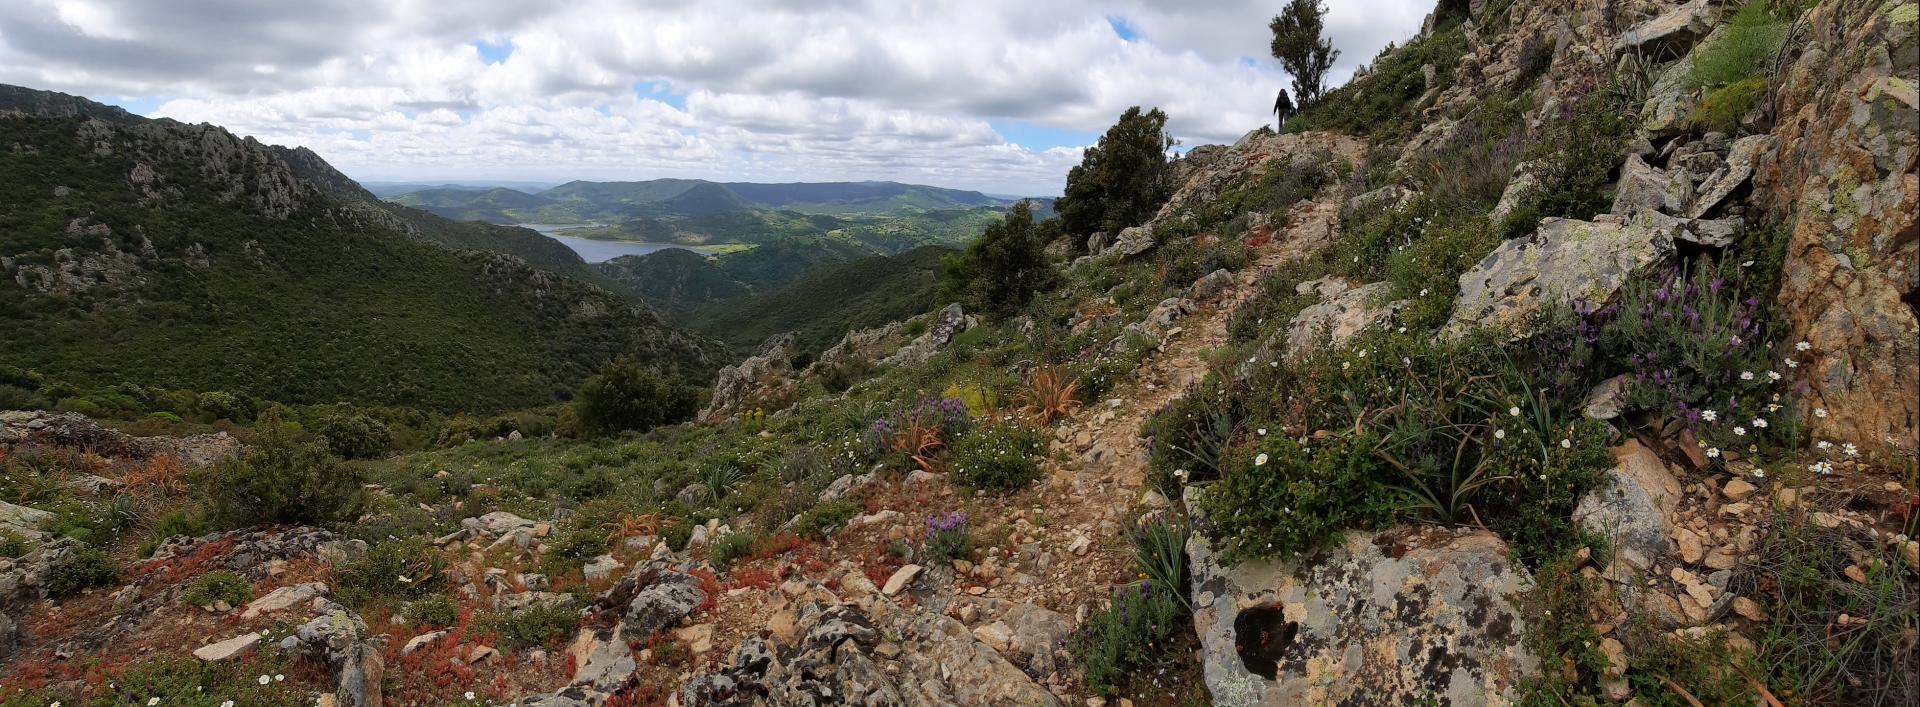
[{"xmin": 1691, "ymin": 78, "xmax": 1767, "ymax": 132}]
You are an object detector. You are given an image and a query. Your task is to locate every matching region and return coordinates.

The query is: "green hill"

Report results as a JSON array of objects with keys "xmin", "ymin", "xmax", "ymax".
[
  {"xmin": 0, "ymin": 84, "xmax": 721, "ymax": 413},
  {"xmin": 687, "ymin": 245, "xmax": 952, "ymax": 357},
  {"xmin": 594, "ymin": 237, "xmax": 877, "ymax": 321}
]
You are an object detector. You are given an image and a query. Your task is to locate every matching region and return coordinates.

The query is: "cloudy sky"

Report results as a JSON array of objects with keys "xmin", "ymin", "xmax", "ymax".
[{"xmin": 0, "ymin": 1, "xmax": 1427, "ymax": 196}]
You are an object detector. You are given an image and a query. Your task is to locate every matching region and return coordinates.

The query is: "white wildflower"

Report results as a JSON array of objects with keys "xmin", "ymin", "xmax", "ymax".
[
  {"xmin": 1560, "ymin": 438, "xmax": 1572, "ymax": 449},
  {"xmin": 1767, "ymin": 371, "xmax": 1781, "ymax": 381},
  {"xmin": 1795, "ymin": 341, "xmax": 1811, "ymax": 352},
  {"xmin": 1254, "ymin": 453, "xmax": 1269, "ymax": 467},
  {"xmin": 1702, "ymin": 410, "xmax": 1719, "ymax": 422},
  {"xmin": 1843, "ymin": 443, "xmax": 1859, "ymax": 457},
  {"xmin": 1494, "ymin": 429, "xmax": 1507, "ymax": 440},
  {"xmin": 1734, "ymin": 426, "xmax": 1747, "ymax": 436},
  {"xmin": 1752, "ymin": 418, "xmax": 1768, "ymax": 429},
  {"xmin": 1814, "ymin": 408, "xmax": 1828, "ymax": 418},
  {"xmin": 1740, "ymin": 371, "xmax": 1755, "ymax": 381},
  {"xmin": 1705, "ymin": 447, "xmax": 1721, "ymax": 459}
]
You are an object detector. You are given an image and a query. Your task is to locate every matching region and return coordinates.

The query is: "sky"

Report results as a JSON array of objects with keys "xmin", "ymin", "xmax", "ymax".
[{"xmin": 0, "ymin": 1, "xmax": 1429, "ymax": 196}]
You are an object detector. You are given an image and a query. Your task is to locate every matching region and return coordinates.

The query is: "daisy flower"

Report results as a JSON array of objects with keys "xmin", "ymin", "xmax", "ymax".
[
  {"xmin": 1796, "ymin": 341, "xmax": 1811, "ymax": 351},
  {"xmin": 1254, "ymin": 453, "xmax": 1269, "ymax": 467},
  {"xmin": 1702, "ymin": 410, "xmax": 1718, "ymax": 422},
  {"xmin": 1740, "ymin": 371, "xmax": 1755, "ymax": 381},
  {"xmin": 1705, "ymin": 447, "xmax": 1721, "ymax": 459},
  {"xmin": 1734, "ymin": 426, "xmax": 1747, "ymax": 436}
]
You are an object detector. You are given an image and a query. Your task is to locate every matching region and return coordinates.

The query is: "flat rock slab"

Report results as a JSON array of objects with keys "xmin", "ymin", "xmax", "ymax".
[
  {"xmin": 193, "ymin": 632, "xmax": 261, "ymax": 662},
  {"xmin": 1189, "ymin": 528, "xmax": 1536, "ymax": 706}
]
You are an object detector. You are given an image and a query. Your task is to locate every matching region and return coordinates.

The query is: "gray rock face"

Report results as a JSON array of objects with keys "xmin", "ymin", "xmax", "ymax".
[
  {"xmin": 681, "ymin": 593, "xmax": 1060, "ymax": 707},
  {"xmin": 1447, "ymin": 216, "xmax": 1676, "ymax": 334},
  {"xmin": 881, "ymin": 303, "xmax": 973, "ymax": 367},
  {"xmin": 462, "ymin": 511, "xmax": 537, "ymax": 537},
  {"xmin": 1688, "ymin": 134, "xmax": 1775, "ymax": 218},
  {"xmin": 0, "ymin": 502, "xmax": 52, "ymax": 540},
  {"xmin": 1285, "ymin": 279, "xmax": 1406, "ymax": 358},
  {"xmin": 0, "ymin": 410, "xmax": 239, "ymax": 467},
  {"xmin": 1188, "ymin": 528, "xmax": 1535, "ymax": 706},
  {"xmin": 1573, "ymin": 441, "xmax": 1683, "ymax": 574},
  {"xmin": 1614, "ymin": 0, "xmax": 1717, "ymax": 59},
  {"xmin": 701, "ymin": 333, "xmax": 799, "ymax": 421},
  {"xmin": 1489, "ymin": 162, "xmax": 1541, "ymax": 226},
  {"xmin": 1110, "ymin": 224, "xmax": 1156, "ymax": 259},
  {"xmin": 1641, "ymin": 49, "xmax": 1704, "ymax": 137},
  {"xmin": 619, "ymin": 568, "xmax": 709, "ymax": 637},
  {"xmin": 1188, "ymin": 268, "xmax": 1236, "ymax": 300},
  {"xmin": 1611, "ymin": 153, "xmax": 1693, "ymax": 215}
]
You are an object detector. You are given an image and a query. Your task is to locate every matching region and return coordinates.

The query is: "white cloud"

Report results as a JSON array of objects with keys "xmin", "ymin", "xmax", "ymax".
[{"xmin": 0, "ymin": 0, "xmax": 1429, "ymax": 194}]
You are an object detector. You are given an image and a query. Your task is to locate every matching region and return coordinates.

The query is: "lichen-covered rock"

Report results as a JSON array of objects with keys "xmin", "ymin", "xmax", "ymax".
[
  {"xmin": 1689, "ymin": 134, "xmax": 1775, "ymax": 218},
  {"xmin": 0, "ymin": 502, "xmax": 52, "ymax": 540},
  {"xmin": 1188, "ymin": 527, "xmax": 1535, "ymax": 706},
  {"xmin": 1285, "ymin": 279, "xmax": 1406, "ymax": 358},
  {"xmin": 1573, "ymin": 441, "xmax": 1684, "ymax": 574},
  {"xmin": 701, "ymin": 334, "xmax": 799, "ymax": 422},
  {"xmin": 1447, "ymin": 216, "xmax": 1676, "ymax": 334},
  {"xmin": 1614, "ymin": 0, "xmax": 1717, "ymax": 59},
  {"xmin": 1754, "ymin": 0, "xmax": 1918, "ymax": 451},
  {"xmin": 1188, "ymin": 268, "xmax": 1236, "ymax": 300},
  {"xmin": 1110, "ymin": 224, "xmax": 1156, "ymax": 259},
  {"xmin": 880, "ymin": 303, "xmax": 973, "ymax": 368}
]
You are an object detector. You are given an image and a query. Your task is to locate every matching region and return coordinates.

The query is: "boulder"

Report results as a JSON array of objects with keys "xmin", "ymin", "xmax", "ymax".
[
  {"xmin": 1085, "ymin": 231, "xmax": 1110, "ymax": 256},
  {"xmin": 583, "ymin": 555, "xmax": 623, "ymax": 582},
  {"xmin": 1611, "ymin": 153, "xmax": 1693, "ymax": 216},
  {"xmin": 1688, "ymin": 134, "xmax": 1775, "ymax": 218},
  {"xmin": 1188, "ymin": 268, "xmax": 1236, "ymax": 300},
  {"xmin": 1581, "ymin": 375, "xmax": 1632, "ymax": 421},
  {"xmin": 1446, "ymin": 216, "xmax": 1676, "ymax": 335},
  {"xmin": 1188, "ymin": 528, "xmax": 1535, "ymax": 706},
  {"xmin": 461, "ymin": 511, "xmax": 536, "ymax": 537},
  {"xmin": 1110, "ymin": 225, "xmax": 1156, "ymax": 259},
  {"xmin": 881, "ymin": 303, "xmax": 973, "ymax": 367},
  {"xmin": 621, "ymin": 569, "xmax": 707, "ymax": 636},
  {"xmin": 1285, "ymin": 280, "xmax": 1406, "ymax": 358},
  {"xmin": 1614, "ymin": 0, "xmax": 1716, "ymax": 59},
  {"xmin": 1573, "ymin": 441, "xmax": 1684, "ymax": 573},
  {"xmin": 1489, "ymin": 164, "xmax": 1541, "ymax": 225},
  {"xmin": 700, "ymin": 333, "xmax": 799, "ymax": 421},
  {"xmin": 1641, "ymin": 52, "xmax": 1702, "ymax": 137},
  {"xmin": 242, "ymin": 582, "xmax": 328, "ymax": 620},
  {"xmin": 0, "ymin": 502, "xmax": 52, "ymax": 540},
  {"xmin": 193, "ymin": 632, "xmax": 261, "ymax": 662},
  {"xmin": 882, "ymin": 564, "xmax": 923, "ymax": 595}
]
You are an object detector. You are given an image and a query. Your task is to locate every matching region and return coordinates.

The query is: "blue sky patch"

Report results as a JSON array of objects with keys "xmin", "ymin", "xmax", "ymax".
[
  {"xmin": 633, "ymin": 81, "xmax": 687, "ymax": 110},
  {"xmin": 1106, "ymin": 16, "xmax": 1139, "ymax": 41},
  {"xmin": 473, "ymin": 38, "xmax": 513, "ymax": 64},
  {"xmin": 990, "ymin": 119, "xmax": 1096, "ymax": 151}
]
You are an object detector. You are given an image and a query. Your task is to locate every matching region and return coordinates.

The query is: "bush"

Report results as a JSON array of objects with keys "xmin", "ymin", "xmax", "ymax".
[
  {"xmin": 1686, "ymin": 2, "xmax": 1789, "ymax": 91},
  {"xmin": 1199, "ymin": 432, "xmax": 1396, "ymax": 563},
  {"xmin": 947, "ymin": 421, "xmax": 1047, "ymax": 492},
  {"xmin": 182, "ymin": 570, "xmax": 252, "ymax": 608},
  {"xmin": 1132, "ymin": 517, "xmax": 1190, "ymax": 610},
  {"xmin": 409, "ymin": 595, "xmax": 461, "ymax": 628},
  {"xmin": 335, "ymin": 538, "xmax": 443, "ymax": 607},
  {"xmin": 1497, "ymin": 91, "xmax": 1632, "ymax": 236},
  {"xmin": 1692, "ymin": 77, "xmax": 1766, "ymax": 132},
  {"xmin": 483, "ymin": 602, "xmax": 579, "ymax": 650},
  {"xmin": 1071, "ymin": 582, "xmax": 1187, "ymax": 696},
  {"xmin": 200, "ymin": 409, "xmax": 362, "ymax": 528},
  {"xmin": 793, "ymin": 499, "xmax": 860, "ymax": 541},
  {"xmin": 195, "ymin": 391, "xmax": 250, "ymax": 423},
  {"xmin": 0, "ymin": 530, "xmax": 32, "ymax": 559},
  {"xmin": 48, "ymin": 545, "xmax": 120, "ymax": 597},
  {"xmin": 575, "ymin": 359, "xmax": 700, "ymax": 437},
  {"xmin": 923, "ymin": 511, "xmax": 973, "ymax": 562},
  {"xmin": 1056, "ymin": 107, "xmax": 1175, "ymax": 240},
  {"xmin": 709, "ymin": 531, "xmax": 758, "ymax": 568},
  {"xmin": 312, "ymin": 408, "xmax": 393, "ymax": 460},
  {"xmin": 540, "ymin": 528, "xmax": 610, "ymax": 577}
]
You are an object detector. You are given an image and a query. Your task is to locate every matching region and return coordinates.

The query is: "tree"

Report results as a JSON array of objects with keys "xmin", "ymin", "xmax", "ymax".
[
  {"xmin": 1272, "ymin": 88, "xmax": 1296, "ymax": 128},
  {"xmin": 1056, "ymin": 107, "xmax": 1175, "ymax": 240},
  {"xmin": 937, "ymin": 201, "xmax": 1056, "ymax": 318},
  {"xmin": 201, "ymin": 408, "xmax": 362, "ymax": 528},
  {"xmin": 1270, "ymin": 0, "xmax": 1340, "ymax": 106},
  {"xmin": 575, "ymin": 359, "xmax": 699, "ymax": 436}
]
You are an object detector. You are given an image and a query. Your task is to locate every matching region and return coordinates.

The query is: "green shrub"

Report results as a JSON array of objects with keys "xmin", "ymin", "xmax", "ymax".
[
  {"xmin": 1131, "ymin": 517, "xmax": 1190, "ymax": 610},
  {"xmin": 947, "ymin": 422, "xmax": 1047, "ymax": 492},
  {"xmin": 145, "ymin": 411, "xmax": 184, "ymax": 424},
  {"xmin": 661, "ymin": 520, "xmax": 694, "ymax": 552},
  {"xmin": 0, "ymin": 530, "xmax": 32, "ymax": 559},
  {"xmin": 200, "ymin": 409, "xmax": 362, "ymax": 528},
  {"xmin": 1199, "ymin": 432, "xmax": 1397, "ymax": 563},
  {"xmin": 539, "ymin": 528, "xmax": 609, "ymax": 578},
  {"xmin": 48, "ymin": 545, "xmax": 120, "ymax": 597},
  {"xmin": 409, "ymin": 595, "xmax": 461, "ymax": 628},
  {"xmin": 923, "ymin": 511, "xmax": 974, "ymax": 563},
  {"xmin": 1497, "ymin": 92, "xmax": 1632, "ymax": 236},
  {"xmin": 1687, "ymin": 2, "xmax": 1789, "ymax": 90},
  {"xmin": 194, "ymin": 391, "xmax": 250, "ymax": 423},
  {"xmin": 1071, "ymin": 581, "xmax": 1187, "ymax": 696},
  {"xmin": 1286, "ymin": 22, "xmax": 1469, "ymax": 139},
  {"xmin": 575, "ymin": 359, "xmax": 699, "ymax": 437},
  {"xmin": 334, "ymin": 538, "xmax": 443, "ymax": 607},
  {"xmin": 709, "ymin": 531, "xmax": 758, "ymax": 569},
  {"xmin": 1143, "ymin": 376, "xmax": 1238, "ymax": 496},
  {"xmin": 18, "ymin": 655, "xmax": 305, "ymax": 707},
  {"xmin": 312, "ymin": 408, "xmax": 393, "ymax": 460},
  {"xmin": 1691, "ymin": 77, "xmax": 1766, "ymax": 132},
  {"xmin": 483, "ymin": 602, "xmax": 579, "ymax": 650},
  {"xmin": 793, "ymin": 499, "xmax": 860, "ymax": 540},
  {"xmin": 182, "ymin": 570, "xmax": 252, "ymax": 608}
]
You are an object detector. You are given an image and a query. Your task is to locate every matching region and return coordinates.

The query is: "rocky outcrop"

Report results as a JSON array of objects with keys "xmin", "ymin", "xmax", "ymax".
[
  {"xmin": 1285, "ymin": 278, "xmax": 1406, "ymax": 357},
  {"xmin": 0, "ymin": 410, "xmax": 240, "ymax": 467},
  {"xmin": 681, "ymin": 588, "xmax": 1062, "ymax": 707},
  {"xmin": 523, "ymin": 559, "xmax": 712, "ymax": 704},
  {"xmin": 1574, "ymin": 441, "xmax": 1685, "ymax": 575},
  {"xmin": 1756, "ymin": 0, "xmax": 1919, "ymax": 451},
  {"xmin": 702, "ymin": 334, "xmax": 800, "ymax": 422},
  {"xmin": 1188, "ymin": 527, "xmax": 1535, "ymax": 706},
  {"xmin": 881, "ymin": 304, "xmax": 975, "ymax": 368},
  {"xmin": 1109, "ymin": 225, "xmax": 1156, "ymax": 259},
  {"xmin": 1614, "ymin": 0, "xmax": 1718, "ymax": 60},
  {"xmin": 1447, "ymin": 216, "xmax": 1677, "ymax": 334}
]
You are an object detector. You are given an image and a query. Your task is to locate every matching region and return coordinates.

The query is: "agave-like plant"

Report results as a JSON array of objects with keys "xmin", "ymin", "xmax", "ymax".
[{"xmin": 1021, "ymin": 367, "xmax": 1082, "ymax": 427}]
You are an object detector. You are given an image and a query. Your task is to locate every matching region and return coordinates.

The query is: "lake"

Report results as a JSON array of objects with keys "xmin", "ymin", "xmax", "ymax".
[{"xmin": 515, "ymin": 224, "xmax": 719, "ymax": 263}]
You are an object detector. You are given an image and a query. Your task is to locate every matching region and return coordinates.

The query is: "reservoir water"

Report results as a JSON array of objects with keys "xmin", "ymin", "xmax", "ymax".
[{"xmin": 516, "ymin": 224, "xmax": 720, "ymax": 263}]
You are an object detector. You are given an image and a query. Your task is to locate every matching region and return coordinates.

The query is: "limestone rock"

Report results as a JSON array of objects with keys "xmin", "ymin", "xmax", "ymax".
[
  {"xmin": 881, "ymin": 303, "xmax": 974, "ymax": 367},
  {"xmin": 583, "ymin": 554, "xmax": 623, "ymax": 582},
  {"xmin": 1285, "ymin": 280, "xmax": 1405, "ymax": 358},
  {"xmin": 701, "ymin": 334, "xmax": 799, "ymax": 422},
  {"xmin": 462, "ymin": 511, "xmax": 536, "ymax": 537},
  {"xmin": 1110, "ymin": 225, "xmax": 1155, "ymax": 259},
  {"xmin": 1689, "ymin": 135, "xmax": 1776, "ymax": 218},
  {"xmin": 1188, "ymin": 528, "xmax": 1535, "ymax": 706},
  {"xmin": 1188, "ymin": 268, "xmax": 1235, "ymax": 300},
  {"xmin": 193, "ymin": 632, "xmax": 261, "ymax": 662},
  {"xmin": 882, "ymin": 564, "xmax": 923, "ymax": 596},
  {"xmin": 1615, "ymin": 0, "xmax": 1717, "ymax": 59},
  {"xmin": 0, "ymin": 502, "xmax": 52, "ymax": 540},
  {"xmin": 1447, "ymin": 217, "xmax": 1675, "ymax": 335},
  {"xmin": 1574, "ymin": 441, "xmax": 1683, "ymax": 573},
  {"xmin": 242, "ymin": 582, "xmax": 328, "ymax": 620}
]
